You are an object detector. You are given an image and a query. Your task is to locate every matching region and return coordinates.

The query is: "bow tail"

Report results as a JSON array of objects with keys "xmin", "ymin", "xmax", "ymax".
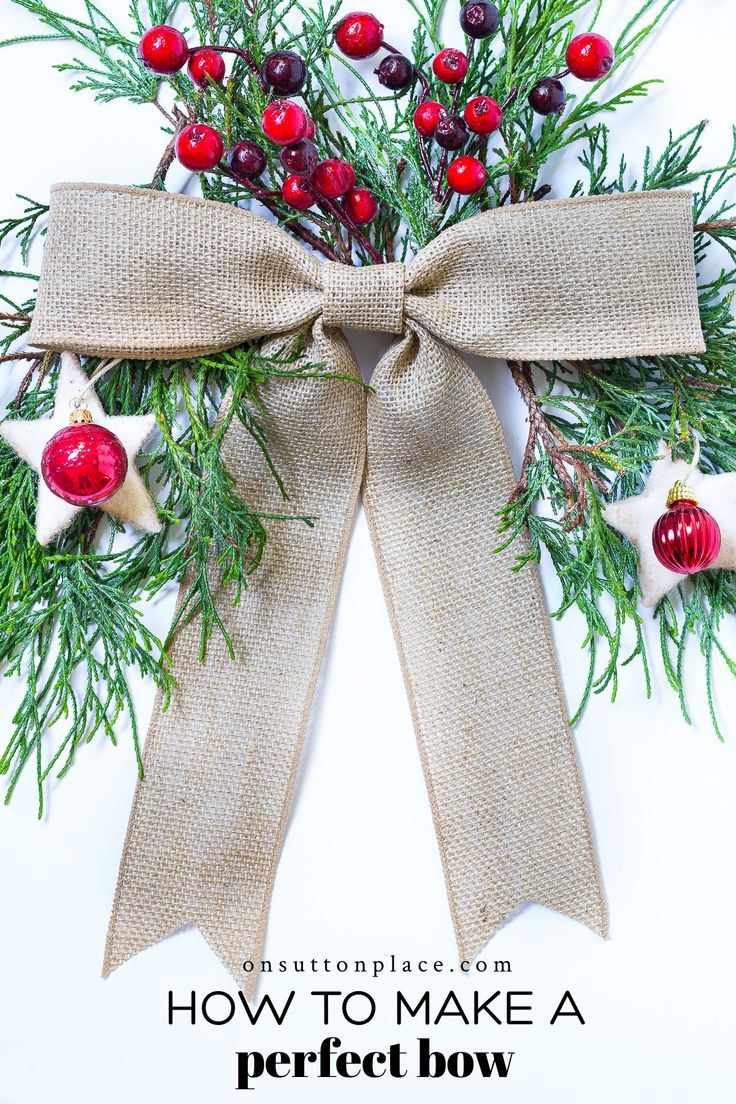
[
  {"xmin": 103, "ymin": 321, "xmax": 365, "ymax": 989},
  {"xmin": 363, "ymin": 323, "xmax": 607, "ymax": 959}
]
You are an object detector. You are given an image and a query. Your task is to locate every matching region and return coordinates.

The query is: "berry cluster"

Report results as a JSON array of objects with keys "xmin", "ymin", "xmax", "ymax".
[
  {"xmin": 137, "ymin": 9, "xmax": 616, "ymax": 248},
  {"xmin": 333, "ymin": 5, "xmax": 502, "ymax": 196},
  {"xmin": 528, "ymin": 32, "xmax": 615, "ymax": 116},
  {"xmin": 138, "ymin": 24, "xmax": 379, "ymax": 245}
]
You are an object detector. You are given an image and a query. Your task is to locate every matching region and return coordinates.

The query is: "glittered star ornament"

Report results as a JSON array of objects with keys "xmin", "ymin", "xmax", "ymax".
[
  {"xmin": 0, "ymin": 352, "xmax": 161, "ymax": 545},
  {"xmin": 603, "ymin": 442, "xmax": 736, "ymax": 607}
]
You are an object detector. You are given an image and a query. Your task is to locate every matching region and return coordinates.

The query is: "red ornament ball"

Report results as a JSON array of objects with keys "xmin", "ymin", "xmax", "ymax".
[
  {"xmin": 463, "ymin": 95, "xmax": 502, "ymax": 135},
  {"xmin": 432, "ymin": 48, "xmax": 469, "ymax": 84},
  {"xmin": 446, "ymin": 156, "xmax": 487, "ymax": 194},
  {"xmin": 413, "ymin": 100, "xmax": 447, "ymax": 137},
  {"xmin": 41, "ymin": 423, "xmax": 128, "ymax": 507},
  {"xmin": 566, "ymin": 33, "xmax": 614, "ymax": 81},
  {"xmin": 281, "ymin": 174, "xmax": 316, "ymax": 210},
  {"xmin": 261, "ymin": 100, "xmax": 308, "ymax": 146},
  {"xmin": 187, "ymin": 48, "xmax": 226, "ymax": 88},
  {"xmin": 175, "ymin": 124, "xmax": 224, "ymax": 171},
  {"xmin": 343, "ymin": 188, "xmax": 378, "ymax": 225},
  {"xmin": 138, "ymin": 25, "xmax": 189, "ymax": 74},
  {"xmin": 313, "ymin": 159, "xmax": 355, "ymax": 199},
  {"xmin": 652, "ymin": 489, "xmax": 721, "ymax": 574},
  {"xmin": 334, "ymin": 12, "xmax": 384, "ymax": 59}
]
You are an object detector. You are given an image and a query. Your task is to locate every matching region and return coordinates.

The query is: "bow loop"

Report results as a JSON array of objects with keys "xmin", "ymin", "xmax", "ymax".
[{"xmin": 322, "ymin": 261, "xmax": 405, "ymax": 333}]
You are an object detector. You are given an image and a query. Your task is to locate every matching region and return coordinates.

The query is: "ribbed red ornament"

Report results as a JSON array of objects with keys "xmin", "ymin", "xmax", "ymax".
[
  {"xmin": 651, "ymin": 489, "xmax": 721, "ymax": 574},
  {"xmin": 41, "ymin": 423, "xmax": 128, "ymax": 506}
]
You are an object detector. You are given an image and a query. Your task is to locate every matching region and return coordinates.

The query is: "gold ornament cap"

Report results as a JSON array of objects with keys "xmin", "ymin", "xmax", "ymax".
[
  {"xmin": 69, "ymin": 401, "xmax": 93, "ymax": 425},
  {"xmin": 666, "ymin": 480, "xmax": 697, "ymax": 507}
]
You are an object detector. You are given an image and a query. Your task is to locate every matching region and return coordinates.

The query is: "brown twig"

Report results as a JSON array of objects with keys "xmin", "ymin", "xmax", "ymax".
[
  {"xmin": 0, "ymin": 312, "xmax": 32, "ymax": 322},
  {"xmin": 507, "ymin": 360, "xmax": 608, "ymax": 528},
  {"xmin": 11, "ymin": 355, "xmax": 44, "ymax": 408},
  {"xmin": 218, "ymin": 164, "xmax": 346, "ymax": 263},
  {"xmin": 0, "ymin": 352, "xmax": 39, "ymax": 363},
  {"xmin": 694, "ymin": 218, "xmax": 736, "ymax": 233},
  {"xmin": 204, "ymin": 0, "xmax": 217, "ymax": 38}
]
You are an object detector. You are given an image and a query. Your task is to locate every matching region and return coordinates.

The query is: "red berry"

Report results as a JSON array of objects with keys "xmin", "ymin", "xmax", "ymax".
[
  {"xmin": 261, "ymin": 99, "xmax": 308, "ymax": 146},
  {"xmin": 432, "ymin": 48, "xmax": 469, "ymax": 84},
  {"xmin": 261, "ymin": 50, "xmax": 307, "ymax": 95},
  {"xmin": 138, "ymin": 25, "xmax": 189, "ymax": 74},
  {"xmin": 41, "ymin": 424, "xmax": 128, "ymax": 506},
  {"xmin": 375, "ymin": 53, "xmax": 414, "ymax": 91},
  {"xmin": 280, "ymin": 139, "xmax": 319, "ymax": 174},
  {"xmin": 566, "ymin": 33, "xmax": 614, "ymax": 81},
  {"xmin": 187, "ymin": 47, "xmax": 226, "ymax": 88},
  {"xmin": 434, "ymin": 116, "xmax": 468, "ymax": 151},
  {"xmin": 228, "ymin": 140, "xmax": 267, "ymax": 179},
  {"xmin": 459, "ymin": 1, "xmax": 499, "ymax": 39},
  {"xmin": 304, "ymin": 114, "xmax": 316, "ymax": 140},
  {"xmin": 446, "ymin": 156, "xmax": 486, "ymax": 194},
  {"xmin": 528, "ymin": 77, "xmax": 567, "ymax": 115},
  {"xmin": 334, "ymin": 12, "xmax": 384, "ymax": 59},
  {"xmin": 413, "ymin": 100, "xmax": 447, "ymax": 137},
  {"xmin": 175, "ymin": 124, "xmax": 224, "ymax": 171},
  {"xmin": 463, "ymin": 95, "xmax": 501, "ymax": 135},
  {"xmin": 282, "ymin": 174, "xmax": 315, "ymax": 210},
  {"xmin": 343, "ymin": 188, "xmax": 378, "ymax": 225},
  {"xmin": 313, "ymin": 159, "xmax": 355, "ymax": 199}
]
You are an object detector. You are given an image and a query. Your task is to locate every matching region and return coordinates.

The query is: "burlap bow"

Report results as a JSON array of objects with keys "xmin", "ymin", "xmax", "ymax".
[{"xmin": 28, "ymin": 183, "xmax": 704, "ymax": 986}]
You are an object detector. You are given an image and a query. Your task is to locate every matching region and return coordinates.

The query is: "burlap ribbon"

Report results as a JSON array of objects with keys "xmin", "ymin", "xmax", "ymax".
[{"xmin": 29, "ymin": 183, "xmax": 704, "ymax": 984}]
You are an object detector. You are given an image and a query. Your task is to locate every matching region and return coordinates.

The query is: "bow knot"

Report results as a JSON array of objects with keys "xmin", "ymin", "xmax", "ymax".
[{"xmin": 322, "ymin": 260, "xmax": 405, "ymax": 334}]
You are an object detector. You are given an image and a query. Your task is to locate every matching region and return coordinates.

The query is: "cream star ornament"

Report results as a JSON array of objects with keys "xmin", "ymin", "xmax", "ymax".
[
  {"xmin": 603, "ymin": 442, "xmax": 736, "ymax": 607},
  {"xmin": 0, "ymin": 352, "xmax": 162, "ymax": 546}
]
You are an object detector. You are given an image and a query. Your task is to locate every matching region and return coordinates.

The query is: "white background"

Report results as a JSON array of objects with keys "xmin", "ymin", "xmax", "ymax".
[{"xmin": 1, "ymin": 2, "xmax": 735, "ymax": 1101}]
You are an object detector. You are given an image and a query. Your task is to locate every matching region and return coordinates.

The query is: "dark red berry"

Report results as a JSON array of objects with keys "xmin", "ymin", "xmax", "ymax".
[
  {"xmin": 187, "ymin": 48, "xmax": 226, "ymax": 88},
  {"xmin": 281, "ymin": 174, "xmax": 315, "ymax": 210},
  {"xmin": 138, "ymin": 25, "xmax": 189, "ymax": 74},
  {"xmin": 459, "ymin": 1, "xmax": 499, "ymax": 39},
  {"xmin": 313, "ymin": 159, "xmax": 355, "ymax": 199},
  {"xmin": 175, "ymin": 124, "xmax": 224, "ymax": 171},
  {"xmin": 228, "ymin": 140, "xmax": 267, "ymax": 179},
  {"xmin": 434, "ymin": 115, "xmax": 469, "ymax": 151},
  {"xmin": 447, "ymin": 155, "xmax": 486, "ymax": 194},
  {"xmin": 463, "ymin": 95, "xmax": 501, "ymax": 135},
  {"xmin": 261, "ymin": 50, "xmax": 307, "ymax": 94},
  {"xmin": 528, "ymin": 77, "xmax": 567, "ymax": 115},
  {"xmin": 375, "ymin": 53, "xmax": 414, "ymax": 91},
  {"xmin": 432, "ymin": 48, "xmax": 469, "ymax": 84},
  {"xmin": 334, "ymin": 12, "xmax": 384, "ymax": 59},
  {"xmin": 566, "ymin": 33, "xmax": 614, "ymax": 81},
  {"xmin": 413, "ymin": 100, "xmax": 447, "ymax": 137},
  {"xmin": 262, "ymin": 100, "xmax": 308, "ymax": 145},
  {"xmin": 280, "ymin": 139, "xmax": 318, "ymax": 174},
  {"xmin": 343, "ymin": 188, "xmax": 378, "ymax": 225}
]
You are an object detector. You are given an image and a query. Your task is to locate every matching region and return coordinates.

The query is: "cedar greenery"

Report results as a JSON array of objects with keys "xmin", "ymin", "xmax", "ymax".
[{"xmin": 0, "ymin": 0, "xmax": 734, "ymax": 813}]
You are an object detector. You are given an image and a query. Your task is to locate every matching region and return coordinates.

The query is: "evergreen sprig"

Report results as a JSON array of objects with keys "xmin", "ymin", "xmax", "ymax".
[{"xmin": 1, "ymin": 0, "xmax": 735, "ymax": 812}]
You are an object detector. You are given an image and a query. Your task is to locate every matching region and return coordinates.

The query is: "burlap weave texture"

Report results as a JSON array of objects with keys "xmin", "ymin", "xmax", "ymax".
[{"xmin": 25, "ymin": 182, "xmax": 705, "ymax": 983}]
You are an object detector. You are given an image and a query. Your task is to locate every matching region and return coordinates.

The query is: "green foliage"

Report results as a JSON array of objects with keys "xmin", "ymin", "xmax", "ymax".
[{"xmin": 1, "ymin": 0, "xmax": 735, "ymax": 811}]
